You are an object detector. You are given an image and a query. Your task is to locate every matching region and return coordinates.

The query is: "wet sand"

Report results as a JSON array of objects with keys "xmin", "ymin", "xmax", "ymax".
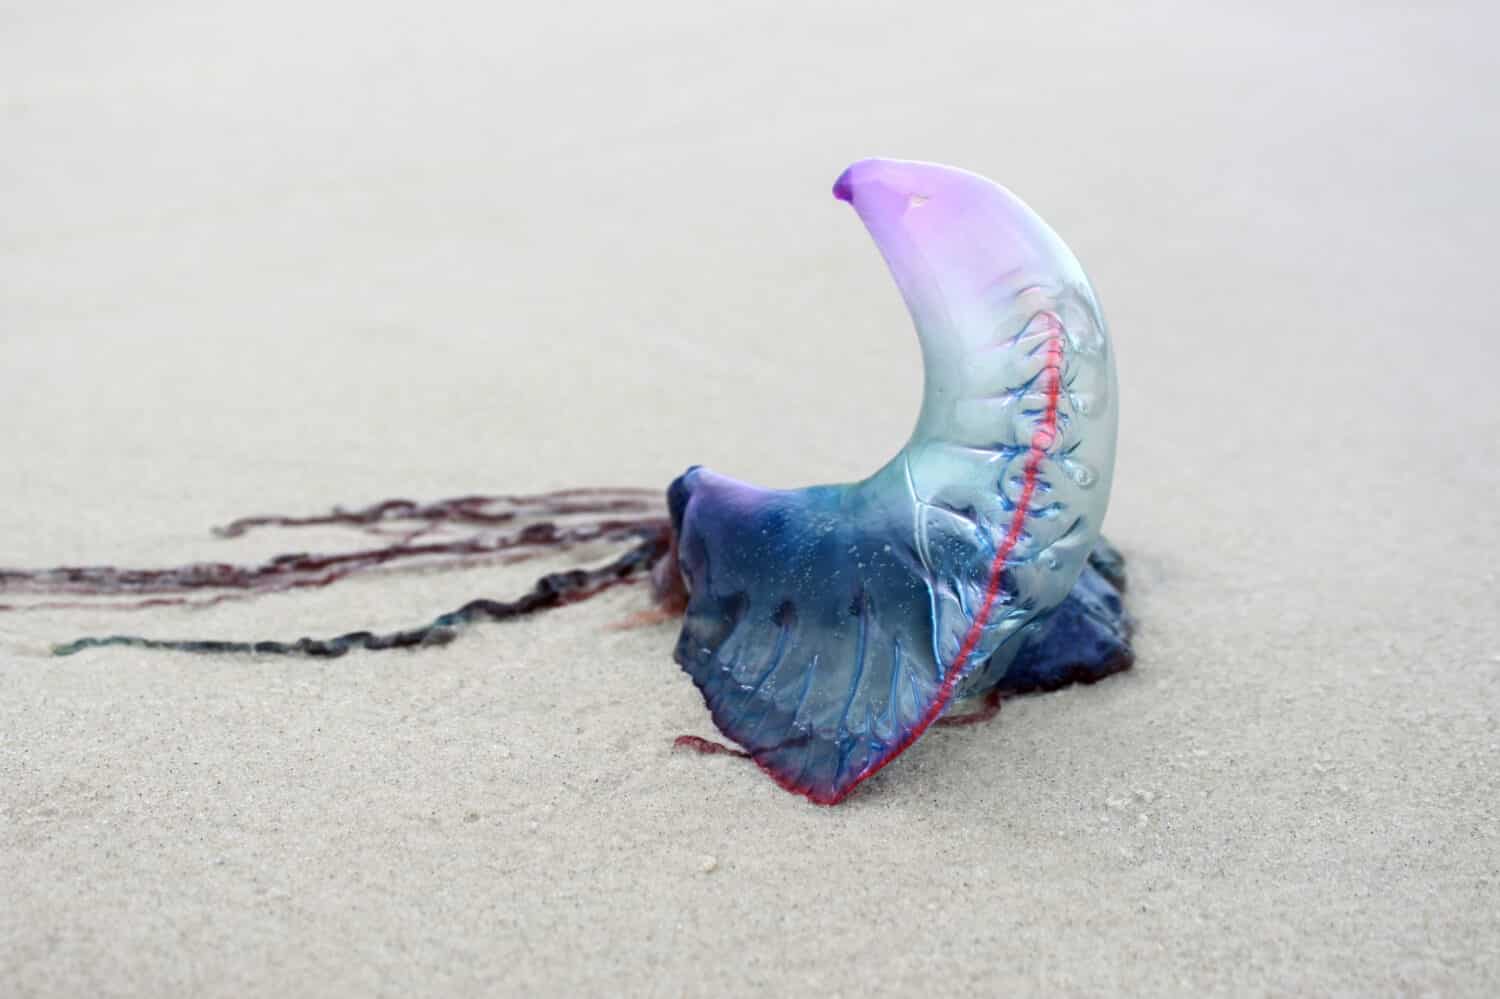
[{"xmin": 3, "ymin": 1, "xmax": 1498, "ymax": 994}]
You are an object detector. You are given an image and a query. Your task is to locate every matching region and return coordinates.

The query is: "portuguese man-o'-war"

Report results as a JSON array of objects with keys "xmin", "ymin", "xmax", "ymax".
[{"xmin": 2, "ymin": 159, "xmax": 1133, "ymax": 805}]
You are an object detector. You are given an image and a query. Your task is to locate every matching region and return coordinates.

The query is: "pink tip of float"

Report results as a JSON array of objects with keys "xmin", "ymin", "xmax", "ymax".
[{"xmin": 832, "ymin": 168, "xmax": 855, "ymax": 203}]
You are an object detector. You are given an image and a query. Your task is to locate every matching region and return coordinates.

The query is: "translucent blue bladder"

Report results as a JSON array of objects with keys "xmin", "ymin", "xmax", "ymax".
[{"xmin": 668, "ymin": 158, "xmax": 1128, "ymax": 804}]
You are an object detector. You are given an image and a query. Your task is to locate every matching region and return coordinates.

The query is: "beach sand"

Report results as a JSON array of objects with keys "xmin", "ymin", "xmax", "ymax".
[{"xmin": 3, "ymin": 1, "xmax": 1497, "ymax": 994}]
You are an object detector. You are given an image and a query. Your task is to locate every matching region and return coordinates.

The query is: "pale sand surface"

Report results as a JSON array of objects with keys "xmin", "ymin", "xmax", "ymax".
[{"xmin": 3, "ymin": 1, "xmax": 1498, "ymax": 994}]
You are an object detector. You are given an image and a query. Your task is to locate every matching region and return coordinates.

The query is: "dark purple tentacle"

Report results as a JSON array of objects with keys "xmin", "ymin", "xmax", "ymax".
[
  {"xmin": 213, "ymin": 488, "xmax": 661, "ymax": 538},
  {"xmin": 53, "ymin": 529, "xmax": 671, "ymax": 658},
  {"xmin": 0, "ymin": 490, "xmax": 669, "ymax": 611},
  {"xmin": 0, "ymin": 489, "xmax": 676, "ymax": 657}
]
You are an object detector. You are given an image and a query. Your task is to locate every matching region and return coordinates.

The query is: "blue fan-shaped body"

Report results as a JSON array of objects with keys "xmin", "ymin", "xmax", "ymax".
[{"xmin": 669, "ymin": 159, "xmax": 1127, "ymax": 804}]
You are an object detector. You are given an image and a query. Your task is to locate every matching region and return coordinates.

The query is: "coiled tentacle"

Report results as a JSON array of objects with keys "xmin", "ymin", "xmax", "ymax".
[
  {"xmin": 51, "ymin": 529, "xmax": 668, "ymax": 658},
  {"xmin": 0, "ymin": 490, "xmax": 670, "ymax": 654}
]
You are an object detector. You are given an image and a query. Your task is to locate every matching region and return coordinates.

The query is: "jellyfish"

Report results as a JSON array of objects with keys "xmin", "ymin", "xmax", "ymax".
[{"xmin": 2, "ymin": 159, "xmax": 1133, "ymax": 805}]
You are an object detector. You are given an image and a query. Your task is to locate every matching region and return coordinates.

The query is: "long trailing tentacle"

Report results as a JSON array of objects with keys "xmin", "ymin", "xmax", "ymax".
[
  {"xmin": 0, "ymin": 487, "xmax": 675, "ymax": 658},
  {"xmin": 51, "ymin": 528, "xmax": 670, "ymax": 658},
  {"xmin": 1, "ymin": 520, "xmax": 663, "ymax": 610},
  {"xmin": 212, "ymin": 488, "xmax": 661, "ymax": 538},
  {"xmin": 0, "ymin": 489, "xmax": 668, "ymax": 612}
]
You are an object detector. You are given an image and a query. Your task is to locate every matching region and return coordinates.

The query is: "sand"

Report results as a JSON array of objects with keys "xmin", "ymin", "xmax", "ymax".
[{"xmin": 3, "ymin": 0, "xmax": 1498, "ymax": 994}]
